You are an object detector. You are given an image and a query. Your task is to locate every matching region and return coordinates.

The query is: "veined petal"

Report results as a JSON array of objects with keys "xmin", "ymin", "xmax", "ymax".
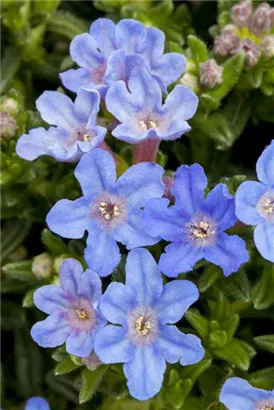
[
  {"xmin": 74, "ymin": 89, "xmax": 100, "ymax": 125},
  {"xmin": 256, "ymin": 141, "xmax": 274, "ymax": 187},
  {"xmin": 33, "ymin": 285, "xmax": 69, "ymax": 315},
  {"xmin": 25, "ymin": 397, "xmax": 50, "ymax": 410},
  {"xmin": 66, "ymin": 329, "xmax": 94, "ymax": 357},
  {"xmin": 161, "ymin": 85, "xmax": 197, "ymax": 121},
  {"xmin": 70, "ymin": 33, "xmax": 104, "ymax": 69},
  {"xmin": 95, "ymin": 325, "xmax": 134, "ymax": 363},
  {"xmin": 31, "ymin": 312, "xmax": 70, "ymax": 348},
  {"xmin": 111, "ymin": 123, "xmax": 148, "ymax": 144},
  {"xmin": 89, "ymin": 18, "xmax": 116, "ymax": 56},
  {"xmin": 254, "ymin": 221, "xmax": 274, "ymax": 262},
  {"xmin": 155, "ymin": 118, "xmax": 191, "ymax": 141},
  {"xmin": 16, "ymin": 127, "xmax": 59, "ymax": 161},
  {"xmin": 103, "ymin": 49, "xmax": 126, "ymax": 86},
  {"xmin": 78, "ymin": 270, "xmax": 102, "ymax": 303},
  {"xmin": 141, "ymin": 27, "xmax": 165, "ymax": 64},
  {"xmin": 235, "ymin": 181, "xmax": 266, "ymax": 225},
  {"xmin": 99, "ymin": 282, "xmax": 135, "ymax": 325},
  {"xmin": 153, "ymin": 53, "xmax": 186, "ymax": 90},
  {"xmin": 205, "ymin": 183, "xmax": 237, "ymax": 230},
  {"xmin": 59, "ymin": 258, "xmax": 83, "ymax": 297},
  {"xmin": 60, "ymin": 68, "xmax": 91, "ymax": 93},
  {"xmin": 115, "ymin": 19, "xmax": 146, "ymax": 53}
]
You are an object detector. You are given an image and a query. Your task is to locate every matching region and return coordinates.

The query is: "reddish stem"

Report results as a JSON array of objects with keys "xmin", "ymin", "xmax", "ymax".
[{"xmin": 133, "ymin": 138, "xmax": 160, "ymax": 164}]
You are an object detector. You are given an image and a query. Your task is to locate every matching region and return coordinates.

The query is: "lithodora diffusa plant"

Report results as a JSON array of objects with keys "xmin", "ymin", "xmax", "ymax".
[{"xmin": 1, "ymin": 1, "xmax": 274, "ymax": 410}]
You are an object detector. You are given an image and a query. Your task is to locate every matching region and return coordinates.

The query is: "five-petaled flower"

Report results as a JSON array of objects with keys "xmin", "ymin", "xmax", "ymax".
[
  {"xmin": 31, "ymin": 258, "xmax": 106, "ymax": 357},
  {"xmin": 220, "ymin": 377, "xmax": 274, "ymax": 410},
  {"xmin": 46, "ymin": 148, "xmax": 164, "ymax": 277},
  {"xmin": 94, "ymin": 248, "xmax": 205, "ymax": 401},
  {"xmin": 105, "ymin": 66, "xmax": 198, "ymax": 144},
  {"xmin": 60, "ymin": 18, "xmax": 186, "ymax": 96},
  {"xmin": 24, "ymin": 397, "xmax": 50, "ymax": 410},
  {"xmin": 16, "ymin": 89, "xmax": 106, "ymax": 162},
  {"xmin": 236, "ymin": 140, "xmax": 274, "ymax": 262},
  {"xmin": 143, "ymin": 163, "xmax": 249, "ymax": 277}
]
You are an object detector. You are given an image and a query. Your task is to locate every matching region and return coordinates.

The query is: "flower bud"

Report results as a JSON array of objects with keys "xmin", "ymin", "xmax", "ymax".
[
  {"xmin": 0, "ymin": 111, "xmax": 17, "ymax": 139},
  {"xmin": 260, "ymin": 35, "xmax": 274, "ymax": 58},
  {"xmin": 241, "ymin": 39, "xmax": 260, "ymax": 67},
  {"xmin": 82, "ymin": 352, "xmax": 102, "ymax": 371},
  {"xmin": 214, "ymin": 29, "xmax": 241, "ymax": 56},
  {"xmin": 250, "ymin": 3, "xmax": 271, "ymax": 36},
  {"xmin": 199, "ymin": 59, "xmax": 223, "ymax": 89},
  {"xmin": 231, "ymin": 1, "xmax": 252, "ymax": 28},
  {"xmin": 162, "ymin": 176, "xmax": 174, "ymax": 201},
  {"xmin": 179, "ymin": 73, "xmax": 199, "ymax": 91},
  {"xmin": 32, "ymin": 253, "xmax": 53, "ymax": 279}
]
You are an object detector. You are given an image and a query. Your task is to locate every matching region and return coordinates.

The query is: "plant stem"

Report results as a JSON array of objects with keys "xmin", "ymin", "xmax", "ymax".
[{"xmin": 133, "ymin": 138, "xmax": 160, "ymax": 163}]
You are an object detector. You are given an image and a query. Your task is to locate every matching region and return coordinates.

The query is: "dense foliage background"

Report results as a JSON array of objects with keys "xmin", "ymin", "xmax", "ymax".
[{"xmin": 1, "ymin": 1, "xmax": 274, "ymax": 409}]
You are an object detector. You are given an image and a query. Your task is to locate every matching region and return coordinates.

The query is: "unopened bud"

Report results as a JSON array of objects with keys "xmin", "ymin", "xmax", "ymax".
[
  {"xmin": 82, "ymin": 352, "xmax": 102, "ymax": 371},
  {"xmin": 214, "ymin": 29, "xmax": 241, "ymax": 56},
  {"xmin": 250, "ymin": 3, "xmax": 271, "ymax": 36},
  {"xmin": 241, "ymin": 39, "xmax": 260, "ymax": 67},
  {"xmin": 199, "ymin": 59, "xmax": 223, "ymax": 89},
  {"xmin": 32, "ymin": 253, "xmax": 53, "ymax": 279},
  {"xmin": 0, "ymin": 98, "xmax": 20, "ymax": 115},
  {"xmin": 260, "ymin": 35, "xmax": 274, "ymax": 58},
  {"xmin": 0, "ymin": 111, "xmax": 17, "ymax": 139},
  {"xmin": 179, "ymin": 73, "xmax": 199, "ymax": 91},
  {"xmin": 162, "ymin": 176, "xmax": 174, "ymax": 201},
  {"xmin": 231, "ymin": 1, "xmax": 252, "ymax": 28}
]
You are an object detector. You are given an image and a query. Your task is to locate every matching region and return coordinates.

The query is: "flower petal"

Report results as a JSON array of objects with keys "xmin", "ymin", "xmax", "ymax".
[
  {"xmin": 156, "ymin": 118, "xmax": 191, "ymax": 141},
  {"xmin": 25, "ymin": 397, "xmax": 50, "ymax": 410},
  {"xmin": 99, "ymin": 282, "xmax": 135, "ymax": 325},
  {"xmin": 31, "ymin": 312, "xmax": 70, "ymax": 348},
  {"xmin": 89, "ymin": 18, "xmax": 116, "ymax": 56},
  {"xmin": 123, "ymin": 345, "xmax": 166, "ymax": 401},
  {"xmin": 111, "ymin": 123, "xmax": 147, "ymax": 144},
  {"xmin": 33, "ymin": 285, "xmax": 69, "ymax": 315},
  {"xmin": 205, "ymin": 183, "xmax": 237, "ymax": 230},
  {"xmin": 156, "ymin": 280, "xmax": 199, "ymax": 324},
  {"xmin": 75, "ymin": 148, "xmax": 116, "ymax": 200},
  {"xmin": 103, "ymin": 49, "xmax": 126, "ymax": 86},
  {"xmin": 60, "ymin": 68, "xmax": 91, "ymax": 93},
  {"xmin": 85, "ymin": 225, "xmax": 121, "ymax": 277},
  {"xmin": 16, "ymin": 127, "xmax": 58, "ymax": 161},
  {"xmin": 66, "ymin": 329, "xmax": 94, "ymax": 357},
  {"xmin": 235, "ymin": 181, "xmax": 266, "ymax": 225},
  {"xmin": 74, "ymin": 89, "xmax": 100, "ymax": 125},
  {"xmin": 70, "ymin": 33, "xmax": 104, "ymax": 70},
  {"xmin": 46, "ymin": 197, "xmax": 89, "ymax": 239},
  {"xmin": 78, "ymin": 270, "xmax": 102, "ymax": 304},
  {"xmin": 256, "ymin": 141, "xmax": 274, "ymax": 187},
  {"xmin": 59, "ymin": 258, "xmax": 83, "ymax": 297},
  {"xmin": 95, "ymin": 325, "xmax": 134, "ymax": 363},
  {"xmin": 157, "ymin": 325, "xmax": 204, "ymax": 365},
  {"xmin": 153, "ymin": 53, "xmax": 186, "ymax": 90},
  {"xmin": 114, "ymin": 162, "xmax": 164, "ymax": 209},
  {"xmin": 141, "ymin": 27, "xmax": 165, "ymax": 64},
  {"xmin": 125, "ymin": 248, "xmax": 162, "ymax": 306},
  {"xmin": 172, "ymin": 164, "xmax": 207, "ymax": 213},
  {"xmin": 115, "ymin": 19, "xmax": 146, "ymax": 53},
  {"xmin": 204, "ymin": 233, "xmax": 249, "ymax": 276},
  {"xmin": 162, "ymin": 85, "xmax": 198, "ymax": 121},
  {"xmin": 254, "ymin": 221, "xmax": 274, "ymax": 262},
  {"xmin": 159, "ymin": 241, "xmax": 203, "ymax": 278}
]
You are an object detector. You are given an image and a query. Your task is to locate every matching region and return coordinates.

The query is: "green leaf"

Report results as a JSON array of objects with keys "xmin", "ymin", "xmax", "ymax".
[
  {"xmin": 254, "ymin": 335, "xmax": 274, "ymax": 354},
  {"xmin": 2, "ymin": 260, "xmax": 36, "ymax": 282},
  {"xmin": 218, "ymin": 269, "xmax": 251, "ymax": 302},
  {"xmin": 248, "ymin": 367, "xmax": 274, "ymax": 390},
  {"xmin": 213, "ymin": 338, "xmax": 256, "ymax": 371},
  {"xmin": 79, "ymin": 366, "xmax": 109, "ymax": 404},
  {"xmin": 22, "ymin": 289, "xmax": 35, "ymax": 308},
  {"xmin": 1, "ymin": 219, "xmax": 31, "ymax": 263},
  {"xmin": 0, "ymin": 46, "xmax": 21, "ymax": 94},
  {"xmin": 188, "ymin": 34, "xmax": 208, "ymax": 65},
  {"xmin": 54, "ymin": 356, "xmax": 80, "ymax": 376},
  {"xmin": 198, "ymin": 265, "xmax": 222, "ymax": 293},
  {"xmin": 252, "ymin": 266, "xmax": 274, "ymax": 310},
  {"xmin": 112, "ymin": 255, "xmax": 126, "ymax": 283},
  {"xmin": 48, "ymin": 11, "xmax": 88, "ymax": 40},
  {"xmin": 185, "ymin": 308, "xmax": 210, "ymax": 341},
  {"xmin": 41, "ymin": 229, "xmax": 69, "ymax": 256}
]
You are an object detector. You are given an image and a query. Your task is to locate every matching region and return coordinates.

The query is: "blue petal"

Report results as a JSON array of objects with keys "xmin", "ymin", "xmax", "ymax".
[
  {"xmin": 113, "ymin": 210, "xmax": 160, "ymax": 249},
  {"xmin": 256, "ymin": 141, "xmax": 274, "ymax": 187},
  {"xmin": 85, "ymin": 224, "xmax": 121, "ymax": 277},
  {"xmin": 235, "ymin": 181, "xmax": 266, "ymax": 225},
  {"xmin": 66, "ymin": 329, "xmax": 94, "ymax": 357},
  {"xmin": 115, "ymin": 19, "xmax": 146, "ymax": 53},
  {"xmin": 157, "ymin": 325, "xmax": 204, "ymax": 365},
  {"xmin": 77, "ymin": 126, "xmax": 106, "ymax": 153},
  {"xmin": 161, "ymin": 85, "xmax": 198, "ymax": 121},
  {"xmin": 125, "ymin": 248, "xmax": 162, "ymax": 306},
  {"xmin": 59, "ymin": 258, "xmax": 83, "ymax": 297},
  {"xmin": 220, "ymin": 377, "xmax": 271, "ymax": 410},
  {"xmin": 156, "ymin": 280, "xmax": 199, "ymax": 324},
  {"xmin": 36, "ymin": 91, "xmax": 78, "ymax": 131},
  {"xmin": 31, "ymin": 312, "xmax": 70, "ymax": 348},
  {"xmin": 153, "ymin": 53, "xmax": 186, "ymax": 90},
  {"xmin": 74, "ymin": 89, "xmax": 100, "ymax": 125},
  {"xmin": 123, "ymin": 345, "xmax": 166, "ymax": 401},
  {"xmin": 140, "ymin": 27, "xmax": 165, "ymax": 65},
  {"xmin": 75, "ymin": 148, "xmax": 116, "ymax": 200},
  {"xmin": 60, "ymin": 68, "xmax": 91, "ymax": 93},
  {"xmin": 159, "ymin": 241, "xmax": 203, "ymax": 278},
  {"xmin": 25, "ymin": 397, "xmax": 50, "ymax": 410},
  {"xmin": 254, "ymin": 221, "xmax": 274, "ymax": 262},
  {"xmin": 204, "ymin": 233, "xmax": 249, "ymax": 276},
  {"xmin": 156, "ymin": 118, "xmax": 191, "ymax": 141},
  {"xmin": 204, "ymin": 183, "xmax": 237, "ymax": 230},
  {"xmin": 99, "ymin": 282, "xmax": 135, "ymax": 325},
  {"xmin": 111, "ymin": 123, "xmax": 147, "ymax": 144},
  {"xmin": 89, "ymin": 18, "xmax": 116, "ymax": 56},
  {"xmin": 46, "ymin": 197, "xmax": 89, "ymax": 239},
  {"xmin": 172, "ymin": 164, "xmax": 207, "ymax": 214},
  {"xmin": 70, "ymin": 33, "xmax": 104, "ymax": 70},
  {"xmin": 78, "ymin": 270, "xmax": 102, "ymax": 304},
  {"xmin": 114, "ymin": 162, "xmax": 164, "ymax": 209},
  {"xmin": 33, "ymin": 285, "xmax": 69, "ymax": 315},
  {"xmin": 95, "ymin": 325, "xmax": 134, "ymax": 363},
  {"xmin": 103, "ymin": 49, "xmax": 126, "ymax": 86},
  {"xmin": 143, "ymin": 198, "xmax": 189, "ymax": 241},
  {"xmin": 16, "ymin": 127, "xmax": 58, "ymax": 161}
]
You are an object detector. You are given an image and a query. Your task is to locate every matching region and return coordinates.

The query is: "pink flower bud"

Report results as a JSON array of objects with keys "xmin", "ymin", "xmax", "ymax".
[
  {"xmin": 231, "ymin": 1, "xmax": 252, "ymax": 28},
  {"xmin": 162, "ymin": 176, "xmax": 175, "ymax": 201},
  {"xmin": 250, "ymin": 3, "xmax": 271, "ymax": 36},
  {"xmin": 214, "ymin": 29, "xmax": 241, "ymax": 56},
  {"xmin": 241, "ymin": 39, "xmax": 260, "ymax": 67},
  {"xmin": 0, "ymin": 111, "xmax": 17, "ymax": 139},
  {"xmin": 199, "ymin": 59, "xmax": 223, "ymax": 89},
  {"xmin": 260, "ymin": 34, "xmax": 274, "ymax": 58}
]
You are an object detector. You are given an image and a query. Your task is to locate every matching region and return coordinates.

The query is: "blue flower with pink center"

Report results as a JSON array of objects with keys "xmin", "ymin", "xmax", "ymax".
[
  {"xmin": 94, "ymin": 248, "xmax": 205, "ymax": 401},
  {"xmin": 31, "ymin": 258, "xmax": 106, "ymax": 357}
]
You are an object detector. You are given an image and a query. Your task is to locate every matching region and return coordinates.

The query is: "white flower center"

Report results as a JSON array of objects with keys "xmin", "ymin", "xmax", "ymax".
[
  {"xmin": 256, "ymin": 190, "xmax": 274, "ymax": 222},
  {"xmin": 139, "ymin": 119, "xmax": 158, "ymax": 131},
  {"xmin": 127, "ymin": 306, "xmax": 158, "ymax": 346},
  {"xmin": 67, "ymin": 297, "xmax": 97, "ymax": 331},
  {"xmin": 255, "ymin": 397, "xmax": 274, "ymax": 410},
  {"xmin": 187, "ymin": 213, "xmax": 217, "ymax": 247}
]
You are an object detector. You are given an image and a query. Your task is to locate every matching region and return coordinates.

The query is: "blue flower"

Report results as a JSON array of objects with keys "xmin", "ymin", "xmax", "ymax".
[
  {"xmin": 143, "ymin": 164, "xmax": 249, "ymax": 277},
  {"xmin": 31, "ymin": 258, "xmax": 106, "ymax": 357},
  {"xmin": 235, "ymin": 141, "xmax": 274, "ymax": 262},
  {"xmin": 220, "ymin": 377, "xmax": 274, "ymax": 410},
  {"xmin": 105, "ymin": 66, "xmax": 198, "ymax": 144},
  {"xmin": 94, "ymin": 248, "xmax": 205, "ymax": 401},
  {"xmin": 25, "ymin": 397, "xmax": 50, "ymax": 410},
  {"xmin": 60, "ymin": 18, "xmax": 186, "ymax": 96},
  {"xmin": 46, "ymin": 148, "xmax": 164, "ymax": 277},
  {"xmin": 16, "ymin": 89, "xmax": 106, "ymax": 162}
]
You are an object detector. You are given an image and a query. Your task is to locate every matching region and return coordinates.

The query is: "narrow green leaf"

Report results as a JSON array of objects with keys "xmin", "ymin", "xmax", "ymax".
[
  {"xmin": 198, "ymin": 265, "xmax": 222, "ymax": 293},
  {"xmin": 79, "ymin": 366, "xmax": 109, "ymax": 404},
  {"xmin": 1, "ymin": 46, "xmax": 21, "ymax": 94},
  {"xmin": 22, "ymin": 289, "xmax": 35, "ymax": 308},
  {"xmin": 41, "ymin": 229, "xmax": 69, "ymax": 256},
  {"xmin": 55, "ymin": 356, "xmax": 80, "ymax": 376},
  {"xmin": 188, "ymin": 34, "xmax": 208, "ymax": 65},
  {"xmin": 48, "ymin": 11, "xmax": 88, "ymax": 40},
  {"xmin": 2, "ymin": 260, "xmax": 36, "ymax": 282},
  {"xmin": 185, "ymin": 308, "xmax": 210, "ymax": 341},
  {"xmin": 254, "ymin": 335, "xmax": 274, "ymax": 354},
  {"xmin": 248, "ymin": 367, "xmax": 274, "ymax": 390},
  {"xmin": 252, "ymin": 266, "xmax": 274, "ymax": 310},
  {"xmin": 1, "ymin": 219, "xmax": 31, "ymax": 263},
  {"xmin": 213, "ymin": 338, "xmax": 256, "ymax": 371}
]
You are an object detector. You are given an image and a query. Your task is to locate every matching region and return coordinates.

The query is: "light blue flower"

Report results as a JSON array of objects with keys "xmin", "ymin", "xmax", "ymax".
[
  {"xmin": 31, "ymin": 258, "xmax": 106, "ymax": 357},
  {"xmin": 235, "ymin": 140, "xmax": 274, "ymax": 262},
  {"xmin": 143, "ymin": 163, "xmax": 249, "ymax": 277},
  {"xmin": 220, "ymin": 377, "xmax": 274, "ymax": 410},
  {"xmin": 46, "ymin": 148, "xmax": 164, "ymax": 277},
  {"xmin": 16, "ymin": 89, "xmax": 106, "ymax": 162},
  {"xmin": 60, "ymin": 18, "xmax": 186, "ymax": 96},
  {"xmin": 105, "ymin": 66, "xmax": 198, "ymax": 144},
  {"xmin": 95, "ymin": 248, "xmax": 205, "ymax": 401},
  {"xmin": 25, "ymin": 397, "xmax": 50, "ymax": 410}
]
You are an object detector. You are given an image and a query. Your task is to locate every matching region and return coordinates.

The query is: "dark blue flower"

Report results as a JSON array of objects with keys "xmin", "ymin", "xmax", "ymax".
[
  {"xmin": 143, "ymin": 163, "xmax": 249, "ymax": 277},
  {"xmin": 60, "ymin": 18, "xmax": 186, "ymax": 96},
  {"xmin": 25, "ymin": 397, "xmax": 50, "ymax": 410},
  {"xmin": 95, "ymin": 248, "xmax": 204, "ymax": 401},
  {"xmin": 46, "ymin": 149, "xmax": 164, "ymax": 276},
  {"xmin": 105, "ymin": 67, "xmax": 198, "ymax": 144},
  {"xmin": 220, "ymin": 377, "xmax": 274, "ymax": 410},
  {"xmin": 31, "ymin": 258, "xmax": 106, "ymax": 357},
  {"xmin": 16, "ymin": 90, "xmax": 106, "ymax": 162},
  {"xmin": 236, "ymin": 140, "xmax": 274, "ymax": 262}
]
